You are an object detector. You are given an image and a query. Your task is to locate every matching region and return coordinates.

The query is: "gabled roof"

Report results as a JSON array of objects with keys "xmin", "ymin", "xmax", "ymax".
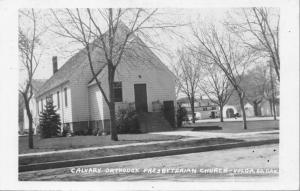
[
  {"xmin": 36, "ymin": 48, "xmax": 89, "ymax": 97},
  {"xmin": 88, "ymin": 33, "xmax": 176, "ymax": 85},
  {"xmin": 37, "ymin": 21, "xmax": 175, "ymax": 97}
]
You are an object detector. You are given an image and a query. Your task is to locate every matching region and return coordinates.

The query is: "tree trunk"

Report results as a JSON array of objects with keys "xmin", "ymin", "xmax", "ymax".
[
  {"xmin": 272, "ymin": 99, "xmax": 277, "ymax": 120},
  {"xmin": 238, "ymin": 92, "xmax": 247, "ymax": 130},
  {"xmin": 268, "ymin": 99, "xmax": 273, "ymax": 116},
  {"xmin": 109, "ymin": 104, "xmax": 118, "ymax": 141},
  {"xmin": 24, "ymin": 98, "xmax": 34, "ymax": 149},
  {"xmin": 253, "ymin": 101, "xmax": 259, "ymax": 117},
  {"xmin": 190, "ymin": 98, "xmax": 195, "ymax": 124},
  {"xmin": 108, "ymin": 64, "xmax": 118, "ymax": 141},
  {"xmin": 220, "ymin": 105, "xmax": 224, "ymax": 122}
]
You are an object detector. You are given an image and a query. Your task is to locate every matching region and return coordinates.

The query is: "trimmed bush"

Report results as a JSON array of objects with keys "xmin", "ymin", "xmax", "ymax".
[
  {"xmin": 176, "ymin": 104, "xmax": 188, "ymax": 128},
  {"xmin": 61, "ymin": 124, "xmax": 72, "ymax": 137},
  {"xmin": 116, "ymin": 108, "xmax": 140, "ymax": 134}
]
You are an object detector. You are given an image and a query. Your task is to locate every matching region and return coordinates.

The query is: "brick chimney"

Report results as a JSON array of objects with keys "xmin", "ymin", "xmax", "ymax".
[{"xmin": 52, "ymin": 56, "xmax": 58, "ymax": 74}]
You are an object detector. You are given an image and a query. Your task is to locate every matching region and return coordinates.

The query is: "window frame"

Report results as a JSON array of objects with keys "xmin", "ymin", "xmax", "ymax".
[
  {"xmin": 64, "ymin": 88, "xmax": 68, "ymax": 107},
  {"xmin": 41, "ymin": 99, "xmax": 43, "ymax": 112},
  {"xmin": 46, "ymin": 94, "xmax": 53, "ymax": 103},
  {"xmin": 112, "ymin": 81, "xmax": 123, "ymax": 102},
  {"xmin": 57, "ymin": 91, "xmax": 60, "ymax": 109}
]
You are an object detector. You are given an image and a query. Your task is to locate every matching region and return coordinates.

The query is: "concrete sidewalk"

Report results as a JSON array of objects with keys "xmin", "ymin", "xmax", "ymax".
[{"xmin": 19, "ymin": 130, "xmax": 278, "ymax": 157}]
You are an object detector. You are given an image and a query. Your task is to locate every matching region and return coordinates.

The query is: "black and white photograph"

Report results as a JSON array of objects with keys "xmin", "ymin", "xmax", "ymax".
[{"xmin": 0, "ymin": 0, "xmax": 299, "ymax": 190}]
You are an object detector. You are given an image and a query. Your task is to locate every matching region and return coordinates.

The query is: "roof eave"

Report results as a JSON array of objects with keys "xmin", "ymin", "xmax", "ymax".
[{"xmin": 36, "ymin": 80, "xmax": 70, "ymax": 98}]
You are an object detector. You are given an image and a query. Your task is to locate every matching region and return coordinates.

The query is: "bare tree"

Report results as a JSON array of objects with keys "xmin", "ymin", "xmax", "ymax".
[
  {"xmin": 226, "ymin": 8, "xmax": 280, "ymax": 81},
  {"xmin": 192, "ymin": 24, "xmax": 257, "ymax": 129},
  {"xmin": 173, "ymin": 49, "xmax": 202, "ymax": 123},
  {"xmin": 199, "ymin": 63, "xmax": 233, "ymax": 122},
  {"xmin": 19, "ymin": 9, "xmax": 44, "ymax": 148},
  {"xmin": 240, "ymin": 64, "xmax": 269, "ymax": 117},
  {"xmin": 170, "ymin": 58, "xmax": 183, "ymax": 100},
  {"xmin": 51, "ymin": 8, "xmax": 177, "ymax": 141}
]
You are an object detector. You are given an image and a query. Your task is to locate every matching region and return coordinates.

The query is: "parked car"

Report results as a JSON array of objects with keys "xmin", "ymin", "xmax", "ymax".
[
  {"xmin": 234, "ymin": 113, "xmax": 240, "ymax": 118},
  {"xmin": 209, "ymin": 111, "xmax": 219, "ymax": 119}
]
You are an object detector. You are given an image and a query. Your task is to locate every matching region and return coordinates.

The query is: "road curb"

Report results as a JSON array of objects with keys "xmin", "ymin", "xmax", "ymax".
[{"xmin": 19, "ymin": 139, "xmax": 279, "ymax": 172}]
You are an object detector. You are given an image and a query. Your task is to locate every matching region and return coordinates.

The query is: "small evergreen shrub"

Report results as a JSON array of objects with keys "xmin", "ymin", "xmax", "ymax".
[
  {"xmin": 176, "ymin": 104, "xmax": 188, "ymax": 128},
  {"xmin": 62, "ymin": 124, "xmax": 71, "ymax": 137},
  {"xmin": 39, "ymin": 99, "xmax": 61, "ymax": 138},
  {"xmin": 92, "ymin": 126, "xmax": 100, "ymax": 136}
]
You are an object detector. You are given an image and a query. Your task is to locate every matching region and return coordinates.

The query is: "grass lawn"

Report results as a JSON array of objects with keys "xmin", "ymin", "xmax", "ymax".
[
  {"xmin": 19, "ymin": 134, "xmax": 186, "ymax": 154},
  {"xmin": 184, "ymin": 119, "xmax": 279, "ymax": 133}
]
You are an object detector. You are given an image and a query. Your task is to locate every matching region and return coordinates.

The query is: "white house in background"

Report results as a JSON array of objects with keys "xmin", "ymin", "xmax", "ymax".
[
  {"xmin": 177, "ymin": 97, "xmax": 238, "ymax": 120},
  {"xmin": 35, "ymin": 23, "xmax": 176, "ymax": 134},
  {"xmin": 244, "ymin": 103, "xmax": 255, "ymax": 117},
  {"xmin": 260, "ymin": 99, "xmax": 280, "ymax": 116},
  {"xmin": 21, "ymin": 79, "xmax": 46, "ymax": 134}
]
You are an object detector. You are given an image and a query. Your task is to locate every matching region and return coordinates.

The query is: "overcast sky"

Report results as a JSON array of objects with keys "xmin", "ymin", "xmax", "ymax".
[{"xmin": 19, "ymin": 8, "xmax": 232, "ymax": 82}]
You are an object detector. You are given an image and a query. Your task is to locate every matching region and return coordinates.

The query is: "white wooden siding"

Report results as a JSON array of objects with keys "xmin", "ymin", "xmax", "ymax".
[
  {"xmin": 36, "ymin": 46, "xmax": 175, "ymax": 123},
  {"xmin": 36, "ymin": 84, "xmax": 72, "ymax": 123},
  {"xmin": 88, "ymin": 84, "xmax": 104, "ymax": 120},
  {"xmin": 69, "ymin": 48, "xmax": 107, "ymax": 122},
  {"xmin": 89, "ymin": 61, "xmax": 176, "ymax": 120}
]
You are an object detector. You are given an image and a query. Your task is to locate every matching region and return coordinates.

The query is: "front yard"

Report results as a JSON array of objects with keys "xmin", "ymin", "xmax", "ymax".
[
  {"xmin": 19, "ymin": 134, "xmax": 186, "ymax": 154},
  {"xmin": 19, "ymin": 119, "xmax": 279, "ymax": 154},
  {"xmin": 19, "ymin": 119, "xmax": 279, "ymax": 168}
]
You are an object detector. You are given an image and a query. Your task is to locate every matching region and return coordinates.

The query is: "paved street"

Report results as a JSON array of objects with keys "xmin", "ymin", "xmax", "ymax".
[{"xmin": 19, "ymin": 144, "xmax": 279, "ymax": 181}]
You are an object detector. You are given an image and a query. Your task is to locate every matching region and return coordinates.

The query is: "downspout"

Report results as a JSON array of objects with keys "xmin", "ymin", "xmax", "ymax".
[{"xmin": 35, "ymin": 96, "xmax": 39, "ymax": 134}]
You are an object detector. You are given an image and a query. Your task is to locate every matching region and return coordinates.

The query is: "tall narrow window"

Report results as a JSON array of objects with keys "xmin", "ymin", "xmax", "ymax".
[
  {"xmin": 64, "ymin": 88, "xmax": 68, "ymax": 107},
  {"xmin": 113, "ymin": 82, "xmax": 122, "ymax": 102},
  {"xmin": 57, "ymin": 91, "xmax": 60, "ymax": 109},
  {"xmin": 37, "ymin": 101, "xmax": 39, "ymax": 114},
  {"xmin": 41, "ymin": 99, "xmax": 43, "ymax": 112}
]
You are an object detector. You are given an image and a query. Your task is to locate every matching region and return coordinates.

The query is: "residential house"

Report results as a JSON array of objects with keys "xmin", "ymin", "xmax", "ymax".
[
  {"xmin": 177, "ymin": 97, "xmax": 238, "ymax": 120},
  {"xmin": 36, "ymin": 23, "xmax": 176, "ymax": 134},
  {"xmin": 244, "ymin": 103, "xmax": 255, "ymax": 117},
  {"xmin": 248, "ymin": 96, "xmax": 280, "ymax": 117},
  {"xmin": 225, "ymin": 99, "xmax": 279, "ymax": 118}
]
